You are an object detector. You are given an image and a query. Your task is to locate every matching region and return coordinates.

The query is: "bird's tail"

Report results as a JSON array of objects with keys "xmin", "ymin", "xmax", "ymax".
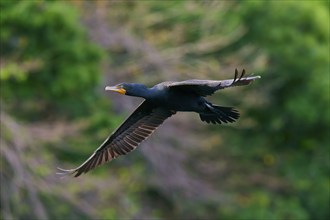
[{"xmin": 199, "ymin": 104, "xmax": 240, "ymax": 124}]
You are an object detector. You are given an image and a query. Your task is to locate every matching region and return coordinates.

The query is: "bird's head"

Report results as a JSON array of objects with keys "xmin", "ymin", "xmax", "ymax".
[{"xmin": 105, "ymin": 83, "xmax": 149, "ymax": 98}]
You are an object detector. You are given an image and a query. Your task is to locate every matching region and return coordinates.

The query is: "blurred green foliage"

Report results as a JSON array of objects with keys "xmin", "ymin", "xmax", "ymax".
[
  {"xmin": 1, "ymin": 1, "xmax": 329, "ymax": 220},
  {"xmin": 0, "ymin": 0, "xmax": 103, "ymax": 119},
  {"xmin": 235, "ymin": 2, "xmax": 329, "ymax": 219}
]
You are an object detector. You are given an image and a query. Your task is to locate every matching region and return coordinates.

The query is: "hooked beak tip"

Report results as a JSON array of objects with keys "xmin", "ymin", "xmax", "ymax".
[
  {"xmin": 105, "ymin": 86, "xmax": 126, "ymax": 95},
  {"xmin": 105, "ymin": 86, "xmax": 112, "ymax": 91}
]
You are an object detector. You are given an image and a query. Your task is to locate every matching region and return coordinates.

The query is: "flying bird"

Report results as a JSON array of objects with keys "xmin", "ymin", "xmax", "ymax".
[{"xmin": 58, "ymin": 69, "xmax": 260, "ymax": 177}]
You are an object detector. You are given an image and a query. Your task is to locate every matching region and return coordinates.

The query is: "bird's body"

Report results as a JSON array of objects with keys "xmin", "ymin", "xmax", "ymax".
[
  {"xmin": 58, "ymin": 69, "xmax": 260, "ymax": 177},
  {"xmin": 139, "ymin": 84, "xmax": 205, "ymax": 112}
]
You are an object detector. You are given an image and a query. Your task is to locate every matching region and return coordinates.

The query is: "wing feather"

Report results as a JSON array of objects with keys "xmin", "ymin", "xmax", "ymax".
[
  {"xmin": 57, "ymin": 101, "xmax": 175, "ymax": 177},
  {"xmin": 167, "ymin": 69, "xmax": 260, "ymax": 96}
]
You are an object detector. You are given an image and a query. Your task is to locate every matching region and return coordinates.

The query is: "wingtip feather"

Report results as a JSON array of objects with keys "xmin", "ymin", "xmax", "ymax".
[{"xmin": 56, "ymin": 167, "xmax": 77, "ymax": 178}]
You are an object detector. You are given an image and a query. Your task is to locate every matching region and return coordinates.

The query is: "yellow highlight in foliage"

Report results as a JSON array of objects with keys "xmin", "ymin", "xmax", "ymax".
[{"xmin": 263, "ymin": 154, "xmax": 275, "ymax": 166}]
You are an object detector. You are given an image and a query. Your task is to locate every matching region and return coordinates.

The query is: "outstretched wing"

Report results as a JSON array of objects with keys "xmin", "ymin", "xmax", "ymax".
[
  {"xmin": 168, "ymin": 69, "xmax": 261, "ymax": 96},
  {"xmin": 58, "ymin": 101, "xmax": 175, "ymax": 177}
]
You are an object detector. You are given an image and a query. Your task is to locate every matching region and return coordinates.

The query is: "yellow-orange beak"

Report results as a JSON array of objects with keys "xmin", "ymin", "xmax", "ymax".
[{"xmin": 105, "ymin": 86, "xmax": 126, "ymax": 95}]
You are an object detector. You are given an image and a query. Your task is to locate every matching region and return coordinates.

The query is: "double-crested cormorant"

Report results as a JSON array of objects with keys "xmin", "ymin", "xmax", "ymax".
[{"xmin": 58, "ymin": 69, "xmax": 260, "ymax": 177}]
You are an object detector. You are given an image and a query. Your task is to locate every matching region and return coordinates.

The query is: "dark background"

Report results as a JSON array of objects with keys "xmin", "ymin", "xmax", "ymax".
[{"xmin": 1, "ymin": 1, "xmax": 329, "ymax": 219}]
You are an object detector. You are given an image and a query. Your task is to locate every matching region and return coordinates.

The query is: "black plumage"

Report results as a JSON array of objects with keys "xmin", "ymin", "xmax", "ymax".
[{"xmin": 57, "ymin": 69, "xmax": 260, "ymax": 177}]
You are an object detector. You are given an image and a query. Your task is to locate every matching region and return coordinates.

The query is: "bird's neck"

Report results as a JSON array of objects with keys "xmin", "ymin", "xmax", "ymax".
[{"xmin": 128, "ymin": 85, "xmax": 154, "ymax": 99}]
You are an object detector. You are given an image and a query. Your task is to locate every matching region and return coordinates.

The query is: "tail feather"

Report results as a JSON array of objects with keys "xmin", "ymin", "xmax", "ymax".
[{"xmin": 199, "ymin": 105, "xmax": 240, "ymax": 124}]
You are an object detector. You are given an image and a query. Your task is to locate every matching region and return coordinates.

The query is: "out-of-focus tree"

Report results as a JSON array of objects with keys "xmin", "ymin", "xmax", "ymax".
[
  {"xmin": 201, "ymin": 1, "xmax": 329, "ymax": 219},
  {"xmin": 1, "ymin": 1, "xmax": 329, "ymax": 220},
  {"xmin": 0, "ymin": 0, "xmax": 102, "ymax": 119},
  {"xmin": 0, "ymin": 1, "xmax": 110, "ymax": 219}
]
